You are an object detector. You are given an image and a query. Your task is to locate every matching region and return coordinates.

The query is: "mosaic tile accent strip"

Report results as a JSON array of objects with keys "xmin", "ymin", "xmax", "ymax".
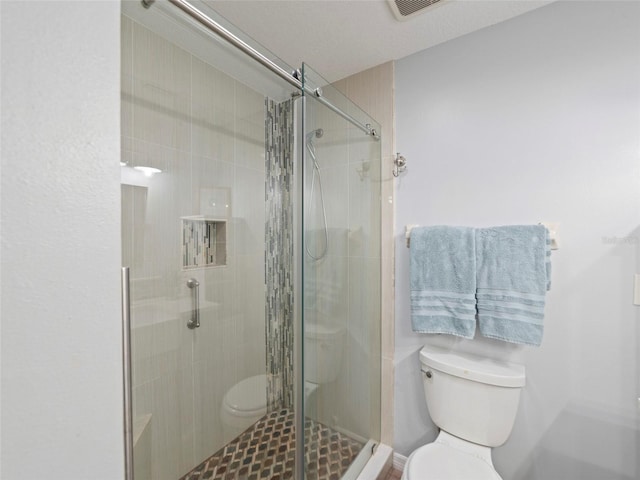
[
  {"xmin": 181, "ymin": 218, "xmax": 227, "ymax": 269},
  {"xmin": 265, "ymin": 98, "xmax": 295, "ymax": 412},
  {"xmin": 179, "ymin": 409, "xmax": 364, "ymax": 480}
]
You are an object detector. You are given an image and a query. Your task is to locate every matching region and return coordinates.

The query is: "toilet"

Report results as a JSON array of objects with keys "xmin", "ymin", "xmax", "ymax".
[
  {"xmin": 403, "ymin": 345, "xmax": 525, "ymax": 480},
  {"xmin": 220, "ymin": 322, "xmax": 344, "ymax": 441},
  {"xmin": 220, "ymin": 374, "xmax": 267, "ymax": 443},
  {"xmin": 303, "ymin": 322, "xmax": 345, "ymax": 385}
]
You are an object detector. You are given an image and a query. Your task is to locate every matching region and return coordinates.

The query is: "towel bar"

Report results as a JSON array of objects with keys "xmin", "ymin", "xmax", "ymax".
[{"xmin": 405, "ymin": 223, "xmax": 559, "ymax": 249}]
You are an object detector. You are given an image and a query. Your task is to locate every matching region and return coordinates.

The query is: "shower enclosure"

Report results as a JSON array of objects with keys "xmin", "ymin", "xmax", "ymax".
[{"xmin": 120, "ymin": 1, "xmax": 381, "ymax": 478}]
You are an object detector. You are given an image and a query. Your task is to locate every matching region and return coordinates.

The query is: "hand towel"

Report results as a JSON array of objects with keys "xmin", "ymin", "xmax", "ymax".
[
  {"xmin": 410, "ymin": 226, "xmax": 477, "ymax": 338},
  {"xmin": 475, "ymin": 225, "xmax": 550, "ymax": 346}
]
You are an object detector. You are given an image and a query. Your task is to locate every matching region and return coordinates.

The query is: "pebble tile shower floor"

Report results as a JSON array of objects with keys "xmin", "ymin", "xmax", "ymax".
[{"xmin": 180, "ymin": 409, "xmax": 364, "ymax": 480}]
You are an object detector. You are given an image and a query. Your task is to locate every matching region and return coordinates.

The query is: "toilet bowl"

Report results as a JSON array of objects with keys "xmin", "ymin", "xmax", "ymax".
[
  {"xmin": 220, "ymin": 375, "xmax": 321, "ymax": 442},
  {"xmin": 402, "ymin": 345, "xmax": 525, "ymax": 480},
  {"xmin": 403, "ymin": 431, "xmax": 500, "ymax": 480},
  {"xmin": 220, "ymin": 374, "xmax": 267, "ymax": 443},
  {"xmin": 220, "ymin": 322, "xmax": 344, "ymax": 442}
]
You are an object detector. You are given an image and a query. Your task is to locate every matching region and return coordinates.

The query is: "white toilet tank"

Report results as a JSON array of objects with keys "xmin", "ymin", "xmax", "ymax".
[
  {"xmin": 304, "ymin": 323, "xmax": 345, "ymax": 384},
  {"xmin": 420, "ymin": 345, "xmax": 525, "ymax": 447}
]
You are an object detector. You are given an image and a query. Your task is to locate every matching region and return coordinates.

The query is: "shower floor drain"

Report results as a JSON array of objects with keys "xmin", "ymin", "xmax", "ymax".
[{"xmin": 180, "ymin": 408, "xmax": 364, "ymax": 480}]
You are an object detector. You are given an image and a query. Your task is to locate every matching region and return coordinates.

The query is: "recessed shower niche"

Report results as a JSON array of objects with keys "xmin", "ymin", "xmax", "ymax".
[{"xmin": 181, "ymin": 217, "xmax": 227, "ymax": 269}]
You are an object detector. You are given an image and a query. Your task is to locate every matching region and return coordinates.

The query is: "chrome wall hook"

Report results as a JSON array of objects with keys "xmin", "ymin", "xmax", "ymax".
[{"xmin": 393, "ymin": 153, "xmax": 407, "ymax": 177}]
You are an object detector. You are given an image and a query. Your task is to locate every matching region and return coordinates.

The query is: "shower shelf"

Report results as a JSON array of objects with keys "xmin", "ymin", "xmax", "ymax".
[{"xmin": 181, "ymin": 216, "xmax": 227, "ymax": 269}]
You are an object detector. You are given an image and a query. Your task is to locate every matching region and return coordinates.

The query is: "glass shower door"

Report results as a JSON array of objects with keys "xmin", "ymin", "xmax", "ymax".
[
  {"xmin": 121, "ymin": 16, "xmax": 258, "ymax": 474},
  {"xmin": 301, "ymin": 62, "xmax": 382, "ymax": 479},
  {"xmin": 121, "ymin": 2, "xmax": 298, "ymax": 478},
  {"xmin": 121, "ymin": 3, "xmax": 382, "ymax": 479}
]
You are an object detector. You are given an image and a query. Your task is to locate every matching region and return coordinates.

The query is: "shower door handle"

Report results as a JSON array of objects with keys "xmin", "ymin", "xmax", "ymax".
[
  {"xmin": 187, "ymin": 278, "xmax": 200, "ymax": 329},
  {"xmin": 121, "ymin": 267, "xmax": 134, "ymax": 480}
]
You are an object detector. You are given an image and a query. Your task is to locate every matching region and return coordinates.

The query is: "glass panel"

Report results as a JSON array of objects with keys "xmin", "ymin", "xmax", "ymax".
[
  {"xmin": 301, "ymin": 63, "xmax": 382, "ymax": 479},
  {"xmin": 121, "ymin": 0, "xmax": 295, "ymax": 103},
  {"xmin": 121, "ymin": 2, "xmax": 299, "ymax": 479}
]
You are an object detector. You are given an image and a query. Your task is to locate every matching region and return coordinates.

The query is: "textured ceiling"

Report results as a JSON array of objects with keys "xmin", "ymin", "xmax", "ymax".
[{"xmin": 207, "ymin": 0, "xmax": 554, "ymax": 82}]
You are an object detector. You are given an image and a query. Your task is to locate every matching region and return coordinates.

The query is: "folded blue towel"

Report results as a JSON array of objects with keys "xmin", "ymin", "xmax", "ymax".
[
  {"xmin": 475, "ymin": 225, "xmax": 550, "ymax": 346},
  {"xmin": 545, "ymin": 232, "xmax": 552, "ymax": 291},
  {"xmin": 410, "ymin": 226, "xmax": 477, "ymax": 338}
]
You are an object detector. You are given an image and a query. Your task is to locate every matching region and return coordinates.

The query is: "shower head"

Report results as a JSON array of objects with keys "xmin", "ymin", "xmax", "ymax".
[
  {"xmin": 306, "ymin": 128, "xmax": 324, "ymax": 141},
  {"xmin": 305, "ymin": 128, "xmax": 323, "ymax": 166}
]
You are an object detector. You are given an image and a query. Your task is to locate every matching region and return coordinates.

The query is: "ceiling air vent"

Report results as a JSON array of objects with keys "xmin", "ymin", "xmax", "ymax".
[{"xmin": 387, "ymin": 0, "xmax": 449, "ymax": 21}]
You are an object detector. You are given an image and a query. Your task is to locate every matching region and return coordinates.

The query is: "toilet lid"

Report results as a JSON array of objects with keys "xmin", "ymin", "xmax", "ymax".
[
  {"xmin": 405, "ymin": 443, "xmax": 502, "ymax": 480},
  {"xmin": 223, "ymin": 374, "xmax": 267, "ymax": 413}
]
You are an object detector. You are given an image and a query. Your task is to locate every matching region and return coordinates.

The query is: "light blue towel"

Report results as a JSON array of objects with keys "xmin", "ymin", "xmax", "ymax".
[
  {"xmin": 475, "ymin": 225, "xmax": 550, "ymax": 346},
  {"xmin": 410, "ymin": 226, "xmax": 477, "ymax": 338},
  {"xmin": 545, "ymin": 232, "xmax": 552, "ymax": 291}
]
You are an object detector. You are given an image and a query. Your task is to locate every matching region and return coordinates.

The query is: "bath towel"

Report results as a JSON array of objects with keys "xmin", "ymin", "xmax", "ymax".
[
  {"xmin": 545, "ymin": 232, "xmax": 552, "ymax": 291},
  {"xmin": 410, "ymin": 226, "xmax": 477, "ymax": 338},
  {"xmin": 475, "ymin": 225, "xmax": 550, "ymax": 346}
]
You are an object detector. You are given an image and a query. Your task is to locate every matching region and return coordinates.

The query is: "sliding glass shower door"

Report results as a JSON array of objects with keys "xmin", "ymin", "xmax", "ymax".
[
  {"xmin": 121, "ymin": 2, "xmax": 298, "ymax": 478},
  {"xmin": 301, "ymin": 63, "xmax": 382, "ymax": 478},
  {"xmin": 121, "ymin": 2, "xmax": 382, "ymax": 479}
]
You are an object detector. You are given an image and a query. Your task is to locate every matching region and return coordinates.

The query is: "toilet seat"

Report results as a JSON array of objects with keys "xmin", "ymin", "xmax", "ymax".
[
  {"xmin": 223, "ymin": 375, "xmax": 267, "ymax": 417},
  {"xmin": 221, "ymin": 375, "xmax": 318, "ymax": 417},
  {"xmin": 403, "ymin": 443, "xmax": 502, "ymax": 480}
]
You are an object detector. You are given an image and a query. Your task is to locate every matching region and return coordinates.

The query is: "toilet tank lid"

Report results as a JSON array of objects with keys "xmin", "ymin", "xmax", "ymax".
[{"xmin": 419, "ymin": 346, "xmax": 525, "ymax": 388}]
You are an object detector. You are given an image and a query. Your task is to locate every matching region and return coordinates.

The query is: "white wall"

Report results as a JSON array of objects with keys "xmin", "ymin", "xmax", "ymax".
[
  {"xmin": 394, "ymin": 2, "xmax": 639, "ymax": 479},
  {"xmin": 1, "ymin": 2, "xmax": 123, "ymax": 479}
]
